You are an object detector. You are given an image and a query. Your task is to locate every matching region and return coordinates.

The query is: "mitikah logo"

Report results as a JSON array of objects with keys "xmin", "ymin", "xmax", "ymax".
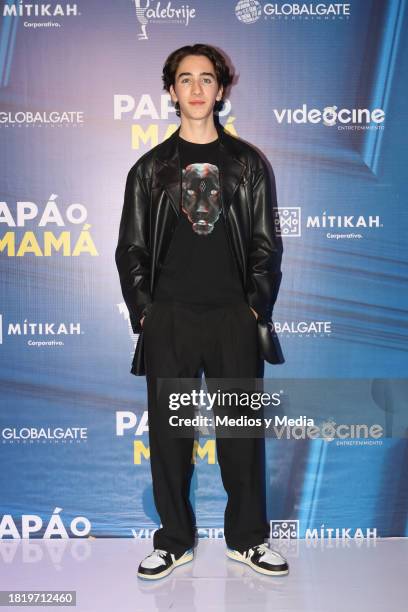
[
  {"xmin": 275, "ymin": 207, "xmax": 301, "ymax": 237},
  {"xmin": 0, "ymin": 314, "xmax": 83, "ymax": 346},
  {"xmin": 275, "ymin": 208, "xmax": 383, "ymax": 240},
  {"xmin": 3, "ymin": 3, "xmax": 79, "ymax": 16},
  {"xmin": 3, "ymin": 2, "xmax": 81, "ymax": 28},
  {"xmin": 271, "ymin": 520, "xmax": 377, "ymax": 540},
  {"xmin": 271, "ymin": 520, "xmax": 299, "ymax": 539},
  {"xmin": 133, "ymin": 0, "xmax": 196, "ymax": 41}
]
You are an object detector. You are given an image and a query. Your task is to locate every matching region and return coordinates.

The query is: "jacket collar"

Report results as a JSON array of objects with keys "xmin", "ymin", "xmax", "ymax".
[{"xmin": 154, "ymin": 122, "xmax": 247, "ymax": 217}]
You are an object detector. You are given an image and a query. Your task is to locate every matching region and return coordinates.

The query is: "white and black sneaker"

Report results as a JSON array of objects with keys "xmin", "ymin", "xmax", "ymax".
[
  {"xmin": 137, "ymin": 548, "xmax": 194, "ymax": 580},
  {"xmin": 227, "ymin": 542, "xmax": 289, "ymax": 576}
]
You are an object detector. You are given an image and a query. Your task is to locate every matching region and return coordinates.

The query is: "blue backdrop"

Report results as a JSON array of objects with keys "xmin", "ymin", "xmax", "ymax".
[{"xmin": 1, "ymin": 0, "xmax": 407, "ymax": 541}]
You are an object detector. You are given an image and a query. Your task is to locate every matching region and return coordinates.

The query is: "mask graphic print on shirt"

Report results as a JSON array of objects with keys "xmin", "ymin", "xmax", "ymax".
[{"xmin": 181, "ymin": 162, "xmax": 221, "ymax": 235}]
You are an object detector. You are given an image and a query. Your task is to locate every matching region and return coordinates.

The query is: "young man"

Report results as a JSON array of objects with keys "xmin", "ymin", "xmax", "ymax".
[{"xmin": 115, "ymin": 44, "xmax": 287, "ymax": 579}]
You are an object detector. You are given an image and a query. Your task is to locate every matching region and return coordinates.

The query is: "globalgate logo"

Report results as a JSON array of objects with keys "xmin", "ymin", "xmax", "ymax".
[
  {"xmin": 272, "ymin": 320, "xmax": 332, "ymax": 336},
  {"xmin": 235, "ymin": 1, "xmax": 351, "ymax": 23},
  {"xmin": 0, "ymin": 110, "xmax": 84, "ymax": 128},
  {"xmin": 1, "ymin": 426, "xmax": 88, "ymax": 443}
]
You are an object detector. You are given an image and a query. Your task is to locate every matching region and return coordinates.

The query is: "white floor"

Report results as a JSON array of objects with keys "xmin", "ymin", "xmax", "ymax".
[{"xmin": 0, "ymin": 537, "xmax": 407, "ymax": 611}]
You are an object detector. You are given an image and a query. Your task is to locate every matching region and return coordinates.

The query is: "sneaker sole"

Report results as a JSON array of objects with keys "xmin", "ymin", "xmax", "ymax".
[
  {"xmin": 226, "ymin": 548, "xmax": 289, "ymax": 576},
  {"xmin": 137, "ymin": 550, "xmax": 194, "ymax": 580}
]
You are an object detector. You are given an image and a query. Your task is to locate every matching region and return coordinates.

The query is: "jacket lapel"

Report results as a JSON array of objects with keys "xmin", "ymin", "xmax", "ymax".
[{"xmin": 154, "ymin": 122, "xmax": 247, "ymax": 218}]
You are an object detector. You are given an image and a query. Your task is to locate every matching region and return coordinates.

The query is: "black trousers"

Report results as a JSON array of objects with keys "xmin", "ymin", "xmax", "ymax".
[{"xmin": 143, "ymin": 300, "xmax": 270, "ymax": 555}]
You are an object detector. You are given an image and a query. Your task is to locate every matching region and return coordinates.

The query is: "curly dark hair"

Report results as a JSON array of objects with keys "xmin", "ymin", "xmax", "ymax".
[{"xmin": 162, "ymin": 43, "xmax": 234, "ymax": 117}]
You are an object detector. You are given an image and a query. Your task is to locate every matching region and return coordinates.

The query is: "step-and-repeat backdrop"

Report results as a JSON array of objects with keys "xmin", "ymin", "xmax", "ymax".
[{"xmin": 1, "ymin": 0, "xmax": 407, "ymax": 545}]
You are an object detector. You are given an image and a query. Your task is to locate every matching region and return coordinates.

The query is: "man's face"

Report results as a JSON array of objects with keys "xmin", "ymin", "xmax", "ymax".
[{"xmin": 169, "ymin": 54, "xmax": 223, "ymax": 121}]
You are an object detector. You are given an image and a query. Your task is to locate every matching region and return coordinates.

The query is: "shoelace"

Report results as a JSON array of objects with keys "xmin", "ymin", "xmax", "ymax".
[
  {"xmin": 253, "ymin": 543, "xmax": 270, "ymax": 555},
  {"xmin": 245, "ymin": 543, "xmax": 269, "ymax": 559},
  {"xmin": 148, "ymin": 549, "xmax": 168, "ymax": 559},
  {"xmin": 251, "ymin": 543, "xmax": 285, "ymax": 563}
]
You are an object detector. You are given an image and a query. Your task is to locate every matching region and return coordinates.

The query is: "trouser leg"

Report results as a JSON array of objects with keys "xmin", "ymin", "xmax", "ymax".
[
  {"xmin": 143, "ymin": 301, "xmax": 202, "ymax": 555},
  {"xmin": 202, "ymin": 303, "xmax": 270, "ymax": 553}
]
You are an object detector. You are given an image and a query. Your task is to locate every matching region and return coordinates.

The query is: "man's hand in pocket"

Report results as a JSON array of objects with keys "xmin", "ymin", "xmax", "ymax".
[{"xmin": 250, "ymin": 307, "xmax": 259, "ymax": 320}]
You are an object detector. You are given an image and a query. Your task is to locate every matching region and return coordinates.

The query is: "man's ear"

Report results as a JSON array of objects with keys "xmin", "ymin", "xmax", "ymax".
[
  {"xmin": 169, "ymin": 84, "xmax": 177, "ymax": 104},
  {"xmin": 217, "ymin": 85, "xmax": 223, "ymax": 101}
]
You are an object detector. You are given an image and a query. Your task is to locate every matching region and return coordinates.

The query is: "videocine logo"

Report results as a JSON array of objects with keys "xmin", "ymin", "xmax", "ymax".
[{"xmin": 273, "ymin": 104, "xmax": 384, "ymax": 127}]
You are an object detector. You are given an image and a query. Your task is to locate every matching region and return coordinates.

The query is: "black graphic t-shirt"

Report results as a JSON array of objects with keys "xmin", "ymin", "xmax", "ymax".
[{"xmin": 154, "ymin": 134, "xmax": 245, "ymax": 305}]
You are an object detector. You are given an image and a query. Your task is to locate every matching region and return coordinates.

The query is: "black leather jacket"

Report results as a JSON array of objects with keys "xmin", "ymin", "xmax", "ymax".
[{"xmin": 115, "ymin": 121, "xmax": 283, "ymax": 375}]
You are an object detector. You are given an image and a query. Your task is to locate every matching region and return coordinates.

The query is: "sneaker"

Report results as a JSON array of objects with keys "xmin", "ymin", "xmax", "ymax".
[
  {"xmin": 137, "ymin": 548, "xmax": 194, "ymax": 580},
  {"xmin": 226, "ymin": 542, "xmax": 289, "ymax": 576}
]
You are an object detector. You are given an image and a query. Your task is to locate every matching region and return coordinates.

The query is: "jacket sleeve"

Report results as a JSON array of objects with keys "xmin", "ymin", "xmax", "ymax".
[
  {"xmin": 115, "ymin": 165, "xmax": 152, "ymax": 335},
  {"xmin": 245, "ymin": 157, "xmax": 283, "ymax": 323}
]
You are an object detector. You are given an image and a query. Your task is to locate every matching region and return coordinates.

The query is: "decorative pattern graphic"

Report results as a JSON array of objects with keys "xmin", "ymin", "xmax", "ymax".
[{"xmin": 181, "ymin": 163, "xmax": 221, "ymax": 235}]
